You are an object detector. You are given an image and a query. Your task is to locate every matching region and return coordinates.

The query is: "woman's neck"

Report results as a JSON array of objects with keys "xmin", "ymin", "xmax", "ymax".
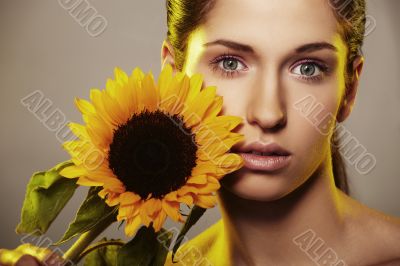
[{"xmin": 215, "ymin": 159, "xmax": 348, "ymax": 265}]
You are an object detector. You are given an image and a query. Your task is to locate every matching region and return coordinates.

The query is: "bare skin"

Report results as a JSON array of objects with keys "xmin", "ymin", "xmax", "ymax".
[
  {"xmin": 165, "ymin": 167, "xmax": 400, "ymax": 266},
  {"xmin": 162, "ymin": 0, "xmax": 400, "ymax": 265},
  {"xmin": 2, "ymin": 0, "xmax": 399, "ymax": 266}
]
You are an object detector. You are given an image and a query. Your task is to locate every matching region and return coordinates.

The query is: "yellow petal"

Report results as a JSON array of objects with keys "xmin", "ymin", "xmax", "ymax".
[
  {"xmin": 164, "ymin": 191, "xmax": 178, "ymax": 201},
  {"xmin": 88, "ymin": 165, "xmax": 115, "ymax": 180},
  {"xmin": 158, "ymin": 63, "xmax": 174, "ymax": 100},
  {"xmin": 131, "ymin": 67, "xmax": 145, "ymax": 81},
  {"xmin": 74, "ymin": 98, "xmax": 95, "ymax": 116},
  {"xmin": 140, "ymin": 198, "xmax": 161, "ymax": 226},
  {"xmin": 114, "ymin": 67, "xmax": 129, "ymax": 85},
  {"xmin": 86, "ymin": 125, "xmax": 109, "ymax": 150},
  {"xmin": 177, "ymin": 194, "xmax": 194, "ymax": 206},
  {"xmin": 207, "ymin": 175, "xmax": 219, "ymax": 184},
  {"xmin": 118, "ymin": 202, "xmax": 140, "ymax": 221},
  {"xmin": 119, "ymin": 191, "xmax": 142, "ymax": 205},
  {"xmin": 187, "ymin": 174, "xmax": 208, "ymax": 185},
  {"xmin": 92, "ymin": 88, "xmax": 126, "ymax": 127},
  {"xmin": 147, "ymin": 198, "xmax": 162, "ymax": 216},
  {"xmin": 59, "ymin": 165, "xmax": 86, "ymax": 178},
  {"xmin": 191, "ymin": 181, "xmax": 220, "ymax": 194},
  {"xmin": 194, "ymin": 125, "xmax": 230, "ymax": 146},
  {"xmin": 88, "ymin": 175, "xmax": 123, "ymax": 191},
  {"xmin": 191, "ymin": 161, "xmax": 218, "ymax": 176},
  {"xmin": 185, "ymin": 73, "xmax": 203, "ymax": 105},
  {"xmin": 152, "ymin": 210, "xmax": 167, "ymax": 232},
  {"xmin": 195, "ymin": 194, "xmax": 217, "ymax": 208},
  {"xmin": 202, "ymin": 95, "xmax": 223, "ymax": 123},
  {"xmin": 116, "ymin": 80, "xmax": 135, "ymax": 119},
  {"xmin": 68, "ymin": 122, "xmax": 89, "ymax": 140},
  {"xmin": 99, "ymin": 88, "xmax": 125, "ymax": 126},
  {"xmin": 89, "ymin": 88, "xmax": 105, "ymax": 111},
  {"xmin": 169, "ymin": 75, "xmax": 190, "ymax": 115},
  {"xmin": 86, "ymin": 115, "xmax": 113, "ymax": 147},
  {"xmin": 98, "ymin": 188, "xmax": 109, "ymax": 199},
  {"xmin": 158, "ymin": 72, "xmax": 185, "ymax": 114},
  {"xmin": 105, "ymin": 78, "xmax": 118, "ymax": 98},
  {"xmin": 102, "ymin": 179, "xmax": 125, "ymax": 193},
  {"xmin": 124, "ymin": 215, "xmax": 142, "ymax": 237},
  {"xmin": 177, "ymin": 185, "xmax": 199, "ymax": 195},
  {"xmin": 76, "ymin": 176, "xmax": 104, "ymax": 186},
  {"xmin": 141, "ymin": 72, "xmax": 159, "ymax": 112},
  {"xmin": 197, "ymin": 133, "xmax": 244, "ymax": 161},
  {"xmin": 198, "ymin": 115, "xmax": 243, "ymax": 132},
  {"xmin": 105, "ymin": 192, "xmax": 120, "ymax": 207},
  {"xmin": 214, "ymin": 153, "xmax": 245, "ymax": 177},
  {"xmin": 161, "ymin": 200, "xmax": 181, "ymax": 222},
  {"xmin": 105, "ymin": 79, "xmax": 134, "ymax": 125},
  {"xmin": 62, "ymin": 140, "xmax": 104, "ymax": 167},
  {"xmin": 182, "ymin": 86, "xmax": 217, "ymax": 128}
]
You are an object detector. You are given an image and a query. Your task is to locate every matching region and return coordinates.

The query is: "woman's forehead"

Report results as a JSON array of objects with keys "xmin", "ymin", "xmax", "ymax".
[
  {"xmin": 200, "ymin": 0, "xmax": 342, "ymax": 54},
  {"xmin": 206, "ymin": 0, "xmax": 337, "ymax": 25}
]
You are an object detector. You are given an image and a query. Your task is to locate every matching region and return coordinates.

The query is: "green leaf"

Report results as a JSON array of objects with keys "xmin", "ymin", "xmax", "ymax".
[
  {"xmin": 83, "ymin": 238, "xmax": 124, "ymax": 266},
  {"xmin": 54, "ymin": 186, "xmax": 117, "ymax": 245},
  {"xmin": 16, "ymin": 161, "xmax": 78, "ymax": 235},
  {"xmin": 116, "ymin": 225, "xmax": 160, "ymax": 266},
  {"xmin": 171, "ymin": 205, "xmax": 206, "ymax": 262},
  {"xmin": 152, "ymin": 228, "xmax": 174, "ymax": 266}
]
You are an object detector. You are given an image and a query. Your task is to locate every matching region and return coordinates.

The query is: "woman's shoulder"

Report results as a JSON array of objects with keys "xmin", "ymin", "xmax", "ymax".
[
  {"xmin": 339, "ymin": 191, "xmax": 400, "ymax": 265},
  {"xmin": 164, "ymin": 219, "xmax": 223, "ymax": 266}
]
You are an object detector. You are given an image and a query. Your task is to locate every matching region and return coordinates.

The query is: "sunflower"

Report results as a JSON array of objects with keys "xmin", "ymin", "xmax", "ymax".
[{"xmin": 59, "ymin": 64, "xmax": 244, "ymax": 237}]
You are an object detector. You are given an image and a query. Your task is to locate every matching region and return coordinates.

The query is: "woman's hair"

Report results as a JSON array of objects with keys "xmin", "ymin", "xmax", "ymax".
[{"xmin": 165, "ymin": 0, "xmax": 367, "ymax": 195}]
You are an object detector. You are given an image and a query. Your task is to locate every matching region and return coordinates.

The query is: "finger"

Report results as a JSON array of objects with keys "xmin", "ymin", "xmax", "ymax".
[
  {"xmin": 42, "ymin": 252, "xmax": 66, "ymax": 266},
  {"xmin": 15, "ymin": 254, "xmax": 40, "ymax": 266}
]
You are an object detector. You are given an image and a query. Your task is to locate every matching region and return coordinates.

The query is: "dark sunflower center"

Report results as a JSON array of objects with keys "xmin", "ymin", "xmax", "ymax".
[{"xmin": 108, "ymin": 110, "xmax": 198, "ymax": 199}]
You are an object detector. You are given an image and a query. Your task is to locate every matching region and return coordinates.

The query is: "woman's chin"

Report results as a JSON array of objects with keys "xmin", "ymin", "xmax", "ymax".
[{"xmin": 219, "ymin": 170, "xmax": 296, "ymax": 202}]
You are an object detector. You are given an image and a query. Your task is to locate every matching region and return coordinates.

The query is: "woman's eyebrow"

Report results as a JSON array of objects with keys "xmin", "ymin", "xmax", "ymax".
[
  {"xmin": 203, "ymin": 39, "xmax": 254, "ymax": 53},
  {"xmin": 203, "ymin": 39, "xmax": 338, "ymax": 54},
  {"xmin": 295, "ymin": 42, "xmax": 338, "ymax": 54}
]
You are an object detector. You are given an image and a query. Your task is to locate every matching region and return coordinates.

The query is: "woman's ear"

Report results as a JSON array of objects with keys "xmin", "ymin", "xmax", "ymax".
[
  {"xmin": 337, "ymin": 55, "xmax": 365, "ymax": 123},
  {"xmin": 161, "ymin": 39, "xmax": 178, "ymax": 73}
]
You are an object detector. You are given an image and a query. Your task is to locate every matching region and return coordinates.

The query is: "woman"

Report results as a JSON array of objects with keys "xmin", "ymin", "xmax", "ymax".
[
  {"xmin": 162, "ymin": 0, "xmax": 400, "ymax": 265},
  {"xmin": 2, "ymin": 0, "xmax": 399, "ymax": 265}
]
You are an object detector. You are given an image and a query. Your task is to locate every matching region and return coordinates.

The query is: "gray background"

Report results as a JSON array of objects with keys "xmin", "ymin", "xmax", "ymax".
[{"xmin": 0, "ymin": 0, "xmax": 399, "ymax": 255}]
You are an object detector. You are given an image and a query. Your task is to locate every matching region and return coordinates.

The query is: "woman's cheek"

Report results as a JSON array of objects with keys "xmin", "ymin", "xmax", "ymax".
[
  {"xmin": 289, "ymin": 90, "xmax": 338, "ymax": 168},
  {"xmin": 204, "ymin": 79, "xmax": 248, "ymax": 117}
]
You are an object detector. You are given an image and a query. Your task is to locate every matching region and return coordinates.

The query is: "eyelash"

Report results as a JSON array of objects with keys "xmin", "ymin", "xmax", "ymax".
[
  {"xmin": 292, "ymin": 59, "xmax": 330, "ymax": 82},
  {"xmin": 208, "ymin": 53, "xmax": 330, "ymax": 82},
  {"xmin": 209, "ymin": 53, "xmax": 245, "ymax": 79}
]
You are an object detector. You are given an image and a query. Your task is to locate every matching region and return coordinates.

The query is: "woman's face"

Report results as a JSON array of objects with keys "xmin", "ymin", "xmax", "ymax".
[{"xmin": 174, "ymin": 0, "xmax": 350, "ymax": 201}]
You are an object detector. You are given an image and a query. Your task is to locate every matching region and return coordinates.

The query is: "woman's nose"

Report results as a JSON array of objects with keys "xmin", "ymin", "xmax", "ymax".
[{"xmin": 246, "ymin": 75, "xmax": 287, "ymax": 131}]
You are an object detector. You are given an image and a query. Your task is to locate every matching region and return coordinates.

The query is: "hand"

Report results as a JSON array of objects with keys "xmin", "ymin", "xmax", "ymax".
[{"xmin": 0, "ymin": 244, "xmax": 66, "ymax": 266}]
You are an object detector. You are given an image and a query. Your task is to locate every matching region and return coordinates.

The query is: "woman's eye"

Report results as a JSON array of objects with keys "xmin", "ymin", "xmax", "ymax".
[
  {"xmin": 209, "ymin": 55, "xmax": 247, "ymax": 78},
  {"xmin": 291, "ymin": 61, "xmax": 329, "ymax": 82},
  {"xmin": 221, "ymin": 58, "xmax": 243, "ymax": 71}
]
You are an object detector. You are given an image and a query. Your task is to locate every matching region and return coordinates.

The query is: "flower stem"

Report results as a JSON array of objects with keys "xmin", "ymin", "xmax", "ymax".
[
  {"xmin": 77, "ymin": 240, "xmax": 125, "ymax": 262},
  {"xmin": 62, "ymin": 212, "xmax": 116, "ymax": 265}
]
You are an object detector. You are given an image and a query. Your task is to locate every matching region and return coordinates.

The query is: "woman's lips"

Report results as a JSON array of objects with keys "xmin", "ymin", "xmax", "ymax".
[{"xmin": 239, "ymin": 152, "xmax": 292, "ymax": 171}]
